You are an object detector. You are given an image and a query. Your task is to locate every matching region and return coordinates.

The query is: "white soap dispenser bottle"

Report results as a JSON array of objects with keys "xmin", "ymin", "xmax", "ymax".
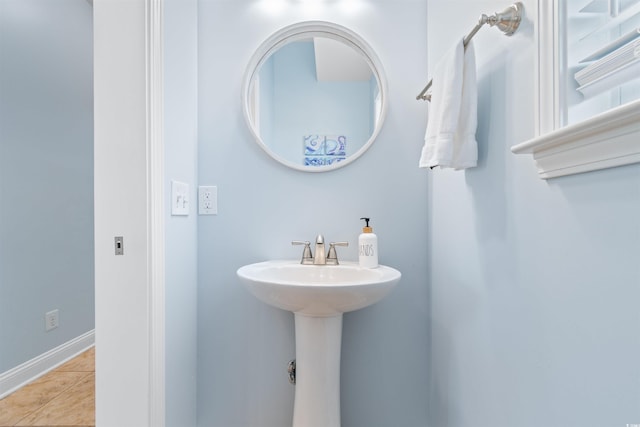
[{"xmin": 359, "ymin": 217, "xmax": 378, "ymax": 268}]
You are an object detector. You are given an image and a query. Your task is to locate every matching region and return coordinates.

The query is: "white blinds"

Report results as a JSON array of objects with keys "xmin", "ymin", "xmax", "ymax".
[{"xmin": 566, "ymin": 0, "xmax": 640, "ymax": 125}]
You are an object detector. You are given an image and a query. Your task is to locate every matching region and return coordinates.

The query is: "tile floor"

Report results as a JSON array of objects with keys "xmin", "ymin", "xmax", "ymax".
[{"xmin": 0, "ymin": 347, "xmax": 95, "ymax": 427}]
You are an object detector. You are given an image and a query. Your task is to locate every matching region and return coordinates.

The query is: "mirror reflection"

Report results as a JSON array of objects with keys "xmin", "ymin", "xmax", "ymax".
[{"xmin": 243, "ymin": 22, "xmax": 387, "ymax": 172}]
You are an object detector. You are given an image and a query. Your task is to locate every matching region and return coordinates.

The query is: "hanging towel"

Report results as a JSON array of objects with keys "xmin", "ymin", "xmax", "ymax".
[{"xmin": 419, "ymin": 38, "xmax": 478, "ymax": 170}]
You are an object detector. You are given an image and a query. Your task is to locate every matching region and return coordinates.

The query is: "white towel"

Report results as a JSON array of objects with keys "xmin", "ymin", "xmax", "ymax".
[{"xmin": 419, "ymin": 38, "xmax": 478, "ymax": 170}]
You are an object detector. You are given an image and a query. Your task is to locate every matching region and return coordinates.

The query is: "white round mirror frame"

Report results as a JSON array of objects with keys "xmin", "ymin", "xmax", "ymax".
[{"xmin": 241, "ymin": 21, "xmax": 389, "ymax": 172}]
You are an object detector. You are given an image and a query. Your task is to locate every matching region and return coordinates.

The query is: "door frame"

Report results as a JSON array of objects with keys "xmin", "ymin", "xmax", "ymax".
[{"xmin": 94, "ymin": 0, "xmax": 165, "ymax": 425}]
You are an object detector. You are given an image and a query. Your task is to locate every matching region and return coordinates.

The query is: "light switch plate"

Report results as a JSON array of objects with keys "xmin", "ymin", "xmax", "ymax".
[
  {"xmin": 199, "ymin": 185, "xmax": 217, "ymax": 215},
  {"xmin": 171, "ymin": 181, "xmax": 189, "ymax": 216}
]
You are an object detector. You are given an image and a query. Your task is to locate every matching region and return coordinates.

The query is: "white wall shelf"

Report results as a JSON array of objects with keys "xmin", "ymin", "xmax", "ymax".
[{"xmin": 511, "ymin": 99, "xmax": 640, "ymax": 178}]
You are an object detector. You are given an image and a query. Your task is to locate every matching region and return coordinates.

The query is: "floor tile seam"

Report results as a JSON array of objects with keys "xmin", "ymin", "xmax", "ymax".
[
  {"xmin": 2, "ymin": 391, "xmax": 53, "ymax": 427},
  {"xmin": 11, "ymin": 373, "xmax": 90, "ymax": 427},
  {"xmin": 20, "ymin": 372, "xmax": 95, "ymax": 425},
  {"xmin": 24, "ymin": 373, "xmax": 90, "ymax": 411},
  {"xmin": 53, "ymin": 368, "xmax": 94, "ymax": 373},
  {"xmin": 53, "ymin": 362, "xmax": 95, "ymax": 374}
]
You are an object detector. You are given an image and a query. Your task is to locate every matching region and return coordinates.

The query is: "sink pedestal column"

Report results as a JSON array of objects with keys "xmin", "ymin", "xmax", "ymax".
[{"xmin": 292, "ymin": 313, "xmax": 343, "ymax": 427}]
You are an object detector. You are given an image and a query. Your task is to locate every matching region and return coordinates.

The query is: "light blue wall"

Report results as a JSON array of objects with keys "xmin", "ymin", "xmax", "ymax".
[
  {"xmin": 426, "ymin": 1, "xmax": 640, "ymax": 426},
  {"xmin": 0, "ymin": 0, "xmax": 94, "ymax": 372},
  {"xmin": 164, "ymin": 0, "xmax": 199, "ymax": 425},
  {"xmin": 196, "ymin": 1, "xmax": 639, "ymax": 426},
  {"xmin": 197, "ymin": 1, "xmax": 429, "ymax": 426}
]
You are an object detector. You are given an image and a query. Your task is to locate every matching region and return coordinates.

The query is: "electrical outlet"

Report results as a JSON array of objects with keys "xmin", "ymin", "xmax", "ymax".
[
  {"xmin": 45, "ymin": 309, "xmax": 59, "ymax": 332},
  {"xmin": 198, "ymin": 186, "xmax": 217, "ymax": 215}
]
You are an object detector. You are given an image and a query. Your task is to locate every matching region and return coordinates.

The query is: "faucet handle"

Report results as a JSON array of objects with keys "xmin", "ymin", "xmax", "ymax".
[
  {"xmin": 292, "ymin": 240, "xmax": 313, "ymax": 265},
  {"xmin": 326, "ymin": 241, "xmax": 349, "ymax": 265}
]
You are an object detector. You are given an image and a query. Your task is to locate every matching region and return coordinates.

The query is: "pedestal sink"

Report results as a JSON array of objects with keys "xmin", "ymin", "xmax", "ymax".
[{"xmin": 237, "ymin": 260, "xmax": 401, "ymax": 427}]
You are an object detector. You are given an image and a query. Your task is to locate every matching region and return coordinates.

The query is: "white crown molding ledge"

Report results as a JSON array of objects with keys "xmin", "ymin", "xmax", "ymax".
[{"xmin": 512, "ymin": 99, "xmax": 640, "ymax": 179}]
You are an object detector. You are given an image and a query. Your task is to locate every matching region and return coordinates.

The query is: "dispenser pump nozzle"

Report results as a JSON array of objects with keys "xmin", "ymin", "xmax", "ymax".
[{"xmin": 360, "ymin": 217, "xmax": 372, "ymax": 233}]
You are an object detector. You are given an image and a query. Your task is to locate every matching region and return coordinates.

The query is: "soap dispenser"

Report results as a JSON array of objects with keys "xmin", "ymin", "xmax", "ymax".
[{"xmin": 359, "ymin": 217, "xmax": 378, "ymax": 268}]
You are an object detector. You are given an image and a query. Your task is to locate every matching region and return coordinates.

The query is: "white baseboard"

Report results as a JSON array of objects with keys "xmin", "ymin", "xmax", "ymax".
[{"xmin": 0, "ymin": 329, "xmax": 95, "ymax": 399}]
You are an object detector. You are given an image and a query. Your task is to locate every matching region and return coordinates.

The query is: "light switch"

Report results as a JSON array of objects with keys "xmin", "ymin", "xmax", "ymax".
[{"xmin": 171, "ymin": 181, "xmax": 189, "ymax": 216}]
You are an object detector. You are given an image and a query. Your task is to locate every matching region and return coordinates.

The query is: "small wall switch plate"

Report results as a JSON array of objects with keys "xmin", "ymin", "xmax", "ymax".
[
  {"xmin": 114, "ymin": 236, "xmax": 124, "ymax": 255},
  {"xmin": 199, "ymin": 186, "xmax": 217, "ymax": 215},
  {"xmin": 171, "ymin": 181, "xmax": 190, "ymax": 216},
  {"xmin": 45, "ymin": 309, "xmax": 59, "ymax": 332}
]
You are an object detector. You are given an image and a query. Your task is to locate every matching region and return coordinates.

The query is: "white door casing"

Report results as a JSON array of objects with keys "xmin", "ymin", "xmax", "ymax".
[{"xmin": 94, "ymin": 0, "xmax": 165, "ymax": 425}]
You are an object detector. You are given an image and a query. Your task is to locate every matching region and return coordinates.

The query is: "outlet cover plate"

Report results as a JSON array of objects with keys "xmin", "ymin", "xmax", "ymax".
[
  {"xmin": 45, "ymin": 309, "xmax": 59, "ymax": 331},
  {"xmin": 199, "ymin": 186, "xmax": 217, "ymax": 215}
]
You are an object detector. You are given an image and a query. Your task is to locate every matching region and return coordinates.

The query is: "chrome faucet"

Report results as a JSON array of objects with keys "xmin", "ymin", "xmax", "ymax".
[
  {"xmin": 292, "ymin": 234, "xmax": 349, "ymax": 265},
  {"xmin": 313, "ymin": 234, "xmax": 326, "ymax": 265}
]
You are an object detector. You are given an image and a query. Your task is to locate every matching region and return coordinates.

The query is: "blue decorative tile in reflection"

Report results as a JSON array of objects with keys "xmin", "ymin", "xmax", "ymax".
[
  {"xmin": 304, "ymin": 156, "xmax": 346, "ymax": 166},
  {"xmin": 324, "ymin": 157, "xmax": 346, "ymax": 165},
  {"xmin": 304, "ymin": 135, "xmax": 324, "ymax": 156},
  {"xmin": 305, "ymin": 157, "xmax": 325, "ymax": 166},
  {"xmin": 325, "ymin": 136, "xmax": 346, "ymax": 156},
  {"xmin": 303, "ymin": 135, "xmax": 347, "ymax": 167}
]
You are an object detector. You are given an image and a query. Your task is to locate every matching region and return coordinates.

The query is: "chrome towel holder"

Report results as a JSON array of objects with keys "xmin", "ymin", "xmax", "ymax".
[{"xmin": 416, "ymin": 2, "xmax": 524, "ymax": 101}]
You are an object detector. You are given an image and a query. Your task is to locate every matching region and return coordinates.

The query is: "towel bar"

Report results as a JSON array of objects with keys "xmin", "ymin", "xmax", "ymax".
[{"xmin": 416, "ymin": 2, "xmax": 523, "ymax": 101}]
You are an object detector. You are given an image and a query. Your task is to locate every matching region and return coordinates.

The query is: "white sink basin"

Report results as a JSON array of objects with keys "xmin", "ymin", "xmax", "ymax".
[
  {"xmin": 237, "ymin": 259, "xmax": 401, "ymax": 427},
  {"xmin": 237, "ymin": 260, "xmax": 401, "ymax": 316}
]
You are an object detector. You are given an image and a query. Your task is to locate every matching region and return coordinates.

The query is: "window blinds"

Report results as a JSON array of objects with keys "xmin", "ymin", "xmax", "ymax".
[{"xmin": 570, "ymin": 0, "xmax": 640, "ymax": 98}]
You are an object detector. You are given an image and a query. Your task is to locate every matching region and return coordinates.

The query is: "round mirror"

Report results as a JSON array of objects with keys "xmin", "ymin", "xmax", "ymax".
[{"xmin": 242, "ymin": 21, "xmax": 388, "ymax": 172}]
